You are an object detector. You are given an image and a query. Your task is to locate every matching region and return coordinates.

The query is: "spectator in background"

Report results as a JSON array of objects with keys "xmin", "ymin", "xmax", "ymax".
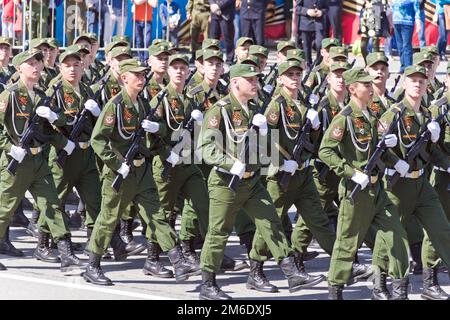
[
  {"xmin": 234, "ymin": 0, "xmax": 240, "ymax": 44},
  {"xmin": 2, "ymin": 0, "xmax": 19, "ymax": 38},
  {"xmin": 29, "ymin": 0, "xmax": 49, "ymax": 38},
  {"xmin": 160, "ymin": 0, "xmax": 181, "ymax": 47},
  {"xmin": 48, "ymin": 1, "xmax": 63, "ymax": 39},
  {"xmin": 209, "ymin": 0, "xmax": 236, "ymax": 64},
  {"xmin": 436, "ymin": 0, "xmax": 450, "ymax": 61},
  {"xmin": 391, "ymin": 0, "xmax": 421, "ymax": 73},
  {"xmin": 87, "ymin": 0, "xmax": 108, "ymax": 44},
  {"xmin": 133, "ymin": 0, "xmax": 156, "ymax": 62},
  {"xmin": 240, "ymin": 0, "xmax": 267, "ymax": 46},
  {"xmin": 327, "ymin": 0, "xmax": 343, "ymax": 41},
  {"xmin": 104, "ymin": 0, "xmax": 128, "ymax": 46},
  {"xmin": 418, "ymin": 0, "xmax": 426, "ymax": 47},
  {"xmin": 65, "ymin": 0, "xmax": 87, "ymax": 45}
]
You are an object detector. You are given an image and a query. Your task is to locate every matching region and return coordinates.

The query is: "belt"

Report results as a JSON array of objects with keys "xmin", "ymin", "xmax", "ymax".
[
  {"xmin": 434, "ymin": 166, "xmax": 449, "ymax": 173},
  {"xmin": 385, "ymin": 168, "xmax": 424, "ymax": 179},
  {"xmin": 297, "ymin": 159, "xmax": 311, "ymax": 171},
  {"xmin": 77, "ymin": 141, "xmax": 91, "ymax": 150},
  {"xmin": 214, "ymin": 166, "xmax": 255, "ymax": 179},
  {"xmin": 29, "ymin": 147, "xmax": 42, "ymax": 155},
  {"xmin": 133, "ymin": 158, "xmax": 145, "ymax": 167}
]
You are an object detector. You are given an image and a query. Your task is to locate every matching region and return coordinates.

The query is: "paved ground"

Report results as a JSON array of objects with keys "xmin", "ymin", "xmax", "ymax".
[{"xmin": 1, "ymin": 54, "xmax": 449, "ymax": 300}]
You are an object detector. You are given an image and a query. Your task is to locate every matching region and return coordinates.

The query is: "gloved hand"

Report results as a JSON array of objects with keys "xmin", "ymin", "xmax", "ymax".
[
  {"xmin": 166, "ymin": 151, "xmax": 180, "ymax": 167},
  {"xmin": 191, "ymin": 109, "xmax": 203, "ymax": 124},
  {"xmin": 252, "ymin": 113, "xmax": 268, "ymax": 136},
  {"xmin": 384, "ymin": 133, "xmax": 398, "ymax": 148},
  {"xmin": 8, "ymin": 145, "xmax": 27, "ymax": 163},
  {"xmin": 84, "ymin": 99, "xmax": 101, "ymax": 117},
  {"xmin": 351, "ymin": 171, "xmax": 370, "ymax": 190},
  {"xmin": 230, "ymin": 161, "xmax": 246, "ymax": 178},
  {"xmin": 36, "ymin": 106, "xmax": 58, "ymax": 124},
  {"xmin": 280, "ymin": 160, "xmax": 299, "ymax": 175},
  {"xmin": 447, "ymin": 167, "xmax": 450, "ymax": 174},
  {"xmin": 63, "ymin": 140, "xmax": 75, "ymax": 156},
  {"xmin": 142, "ymin": 120, "xmax": 159, "ymax": 133},
  {"xmin": 427, "ymin": 121, "xmax": 441, "ymax": 143},
  {"xmin": 394, "ymin": 160, "xmax": 410, "ymax": 177},
  {"xmin": 306, "ymin": 109, "xmax": 320, "ymax": 130},
  {"xmin": 117, "ymin": 163, "xmax": 130, "ymax": 179}
]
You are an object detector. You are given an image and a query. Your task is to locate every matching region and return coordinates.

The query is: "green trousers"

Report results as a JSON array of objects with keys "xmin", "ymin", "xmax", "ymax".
[
  {"xmin": 151, "ymin": 157, "xmax": 209, "ymax": 242},
  {"xmin": 200, "ymin": 170, "xmax": 292, "ymax": 273},
  {"xmin": 190, "ymin": 11, "xmax": 210, "ymax": 53},
  {"xmin": 0, "ymin": 152, "xmax": 70, "ymax": 241},
  {"xmin": 49, "ymin": 147, "xmax": 101, "ymax": 228},
  {"xmin": 328, "ymin": 179, "xmax": 410, "ymax": 286},
  {"xmin": 88, "ymin": 161, "xmax": 177, "ymax": 255},
  {"xmin": 251, "ymin": 167, "xmax": 336, "ymax": 262},
  {"xmin": 28, "ymin": 2, "xmax": 49, "ymax": 39}
]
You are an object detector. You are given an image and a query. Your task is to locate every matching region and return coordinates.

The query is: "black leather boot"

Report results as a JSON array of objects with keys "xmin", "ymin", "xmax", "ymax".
[
  {"xmin": 279, "ymin": 256, "xmax": 325, "ymax": 293},
  {"xmin": 68, "ymin": 211, "xmax": 82, "ymax": 229},
  {"xmin": 409, "ymin": 242, "xmax": 423, "ymax": 275},
  {"xmin": 371, "ymin": 272, "xmax": 391, "ymax": 300},
  {"xmin": 328, "ymin": 284, "xmax": 344, "ymax": 300},
  {"xmin": 0, "ymin": 227, "xmax": 24, "ymax": 257},
  {"xmin": 391, "ymin": 277, "xmax": 409, "ymax": 300},
  {"xmin": 11, "ymin": 202, "xmax": 29, "ymax": 228},
  {"xmin": 110, "ymin": 228, "xmax": 129, "ymax": 261},
  {"xmin": 303, "ymin": 249, "xmax": 319, "ymax": 261},
  {"xmin": 348, "ymin": 262, "xmax": 373, "ymax": 285},
  {"xmin": 180, "ymin": 239, "xmax": 200, "ymax": 265},
  {"xmin": 119, "ymin": 219, "xmax": 146, "ymax": 255},
  {"xmin": 56, "ymin": 236, "xmax": 87, "ymax": 273},
  {"xmin": 246, "ymin": 260, "xmax": 278, "ymax": 293},
  {"xmin": 199, "ymin": 270, "xmax": 232, "ymax": 300},
  {"xmin": 167, "ymin": 245, "xmax": 201, "ymax": 282},
  {"xmin": 33, "ymin": 231, "xmax": 60, "ymax": 263},
  {"xmin": 421, "ymin": 267, "xmax": 450, "ymax": 300},
  {"xmin": 220, "ymin": 254, "xmax": 249, "ymax": 272},
  {"xmin": 83, "ymin": 252, "xmax": 113, "ymax": 286},
  {"xmin": 143, "ymin": 241, "xmax": 173, "ymax": 278}
]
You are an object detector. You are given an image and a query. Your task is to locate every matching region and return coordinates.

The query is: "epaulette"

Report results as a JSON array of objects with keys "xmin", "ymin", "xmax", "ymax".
[
  {"xmin": 341, "ymin": 106, "xmax": 353, "ymax": 116},
  {"xmin": 111, "ymin": 91, "xmax": 123, "ymax": 104},
  {"xmin": 5, "ymin": 81, "xmax": 19, "ymax": 92},
  {"xmin": 188, "ymin": 84, "xmax": 203, "ymax": 97},
  {"xmin": 275, "ymin": 94, "xmax": 285, "ymax": 104},
  {"xmin": 319, "ymin": 96, "xmax": 330, "ymax": 109},
  {"xmin": 217, "ymin": 97, "xmax": 231, "ymax": 107},
  {"xmin": 312, "ymin": 65, "xmax": 321, "ymax": 73}
]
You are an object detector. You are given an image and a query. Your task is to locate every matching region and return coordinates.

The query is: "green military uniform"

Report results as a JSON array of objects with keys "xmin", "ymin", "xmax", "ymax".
[
  {"xmin": 186, "ymin": 50, "xmax": 205, "ymax": 92},
  {"xmin": 420, "ymin": 46, "xmax": 443, "ymax": 96},
  {"xmin": 319, "ymin": 68, "xmax": 409, "ymax": 291},
  {"xmin": 0, "ymin": 37, "xmax": 15, "ymax": 90},
  {"xmin": 187, "ymin": 0, "xmax": 210, "ymax": 57},
  {"xmin": 28, "ymin": 1, "xmax": 49, "ymax": 39}
]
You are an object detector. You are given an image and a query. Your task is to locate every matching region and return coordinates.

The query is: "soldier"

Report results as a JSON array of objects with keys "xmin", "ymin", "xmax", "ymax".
[
  {"xmin": 186, "ymin": 50, "xmax": 205, "ymax": 93},
  {"xmin": 248, "ymin": 45, "xmax": 268, "ymax": 72},
  {"xmin": 420, "ymin": 46, "xmax": 443, "ymax": 96},
  {"xmin": 0, "ymin": 49, "xmax": 86, "ymax": 273},
  {"xmin": 0, "ymin": 37, "xmax": 15, "ymax": 88},
  {"xmin": 366, "ymin": 52, "xmax": 392, "ymax": 119},
  {"xmin": 240, "ymin": 0, "xmax": 267, "ymax": 45},
  {"xmin": 319, "ymin": 67, "xmax": 410, "ymax": 300},
  {"xmin": 198, "ymin": 63, "xmax": 324, "ymax": 300},
  {"xmin": 186, "ymin": 0, "xmax": 210, "ymax": 62},
  {"xmin": 379, "ymin": 65, "xmax": 450, "ymax": 300},
  {"xmin": 145, "ymin": 42, "xmax": 171, "ymax": 99},
  {"xmin": 84, "ymin": 58, "xmax": 200, "ymax": 286},
  {"xmin": 209, "ymin": 0, "xmax": 236, "ymax": 64},
  {"xmin": 235, "ymin": 37, "xmax": 254, "ymax": 63},
  {"xmin": 276, "ymin": 41, "xmax": 297, "ymax": 64},
  {"xmin": 42, "ymin": 38, "xmax": 60, "ymax": 89},
  {"xmin": 73, "ymin": 34, "xmax": 101, "ymax": 85}
]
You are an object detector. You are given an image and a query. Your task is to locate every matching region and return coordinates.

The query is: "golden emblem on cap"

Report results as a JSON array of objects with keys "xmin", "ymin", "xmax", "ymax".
[
  {"xmin": 293, "ymin": 50, "xmax": 297, "ymax": 54},
  {"xmin": 259, "ymin": 48, "xmax": 263, "ymax": 52},
  {"xmin": 416, "ymin": 66, "xmax": 420, "ymax": 71}
]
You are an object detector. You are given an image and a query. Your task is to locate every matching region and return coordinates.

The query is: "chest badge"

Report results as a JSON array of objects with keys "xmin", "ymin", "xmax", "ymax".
[{"xmin": 232, "ymin": 111, "xmax": 242, "ymax": 126}]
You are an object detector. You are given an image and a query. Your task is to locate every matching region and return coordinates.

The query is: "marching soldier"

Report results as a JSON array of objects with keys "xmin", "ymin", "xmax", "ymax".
[
  {"xmin": 145, "ymin": 43, "xmax": 171, "ymax": 99},
  {"xmin": 235, "ymin": 37, "xmax": 254, "ymax": 63},
  {"xmin": 0, "ymin": 37, "xmax": 15, "ymax": 88},
  {"xmin": 420, "ymin": 46, "xmax": 443, "ymax": 95},
  {"xmin": 366, "ymin": 52, "xmax": 392, "ymax": 119}
]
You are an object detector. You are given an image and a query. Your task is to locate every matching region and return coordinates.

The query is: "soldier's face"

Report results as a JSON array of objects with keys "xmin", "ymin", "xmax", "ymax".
[
  {"xmin": 203, "ymin": 57, "xmax": 223, "ymax": 82},
  {"xmin": 368, "ymin": 63, "xmax": 389, "ymax": 84},
  {"xmin": 276, "ymin": 52, "xmax": 287, "ymax": 63},
  {"xmin": 321, "ymin": 48, "xmax": 330, "ymax": 63},
  {"xmin": 195, "ymin": 60, "xmax": 204, "ymax": 75},
  {"xmin": 280, "ymin": 67, "xmax": 302, "ymax": 91},
  {"xmin": 349, "ymin": 82, "xmax": 373, "ymax": 104},
  {"xmin": 60, "ymin": 56, "xmax": 82, "ymax": 83},
  {"xmin": 404, "ymin": 75, "xmax": 426, "ymax": 99},
  {"xmin": 48, "ymin": 48, "xmax": 58, "ymax": 66},
  {"xmin": 111, "ymin": 55, "xmax": 130, "ymax": 73},
  {"xmin": 37, "ymin": 44, "xmax": 51, "ymax": 64},
  {"xmin": 257, "ymin": 55, "xmax": 267, "ymax": 70},
  {"xmin": 329, "ymin": 71, "xmax": 345, "ymax": 93},
  {"xmin": 236, "ymin": 76, "xmax": 258, "ymax": 98},
  {"xmin": 19, "ymin": 58, "xmax": 42, "ymax": 83},
  {"xmin": 168, "ymin": 61, "xmax": 189, "ymax": 86},
  {"xmin": 149, "ymin": 53, "xmax": 169, "ymax": 73},
  {"xmin": 123, "ymin": 71, "xmax": 146, "ymax": 91},
  {"xmin": 0, "ymin": 44, "xmax": 11, "ymax": 62},
  {"xmin": 236, "ymin": 45, "xmax": 250, "ymax": 62},
  {"xmin": 420, "ymin": 62, "xmax": 433, "ymax": 77}
]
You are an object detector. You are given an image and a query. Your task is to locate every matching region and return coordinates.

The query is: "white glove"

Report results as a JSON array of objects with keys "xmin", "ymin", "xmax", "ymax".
[
  {"xmin": 36, "ymin": 106, "xmax": 58, "ymax": 124},
  {"xmin": 84, "ymin": 99, "xmax": 101, "ymax": 117},
  {"xmin": 427, "ymin": 121, "xmax": 441, "ymax": 143},
  {"xmin": 166, "ymin": 151, "xmax": 180, "ymax": 167},
  {"xmin": 394, "ymin": 160, "xmax": 410, "ymax": 177},
  {"xmin": 306, "ymin": 109, "xmax": 320, "ymax": 130},
  {"xmin": 230, "ymin": 161, "xmax": 246, "ymax": 178},
  {"xmin": 117, "ymin": 163, "xmax": 130, "ymax": 179},
  {"xmin": 447, "ymin": 167, "xmax": 450, "ymax": 174},
  {"xmin": 8, "ymin": 145, "xmax": 26, "ymax": 163},
  {"xmin": 191, "ymin": 109, "xmax": 203, "ymax": 124},
  {"xmin": 384, "ymin": 133, "xmax": 398, "ymax": 148},
  {"xmin": 252, "ymin": 114, "xmax": 268, "ymax": 136},
  {"xmin": 63, "ymin": 140, "xmax": 75, "ymax": 156},
  {"xmin": 351, "ymin": 171, "xmax": 370, "ymax": 190},
  {"xmin": 141, "ymin": 120, "xmax": 159, "ymax": 133},
  {"xmin": 280, "ymin": 160, "xmax": 299, "ymax": 175}
]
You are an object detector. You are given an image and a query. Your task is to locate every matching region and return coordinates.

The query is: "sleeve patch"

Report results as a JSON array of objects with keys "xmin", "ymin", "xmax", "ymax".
[
  {"xmin": 104, "ymin": 112, "xmax": 116, "ymax": 126},
  {"xmin": 208, "ymin": 115, "xmax": 221, "ymax": 129},
  {"xmin": 267, "ymin": 110, "xmax": 280, "ymax": 125},
  {"xmin": 0, "ymin": 101, "xmax": 7, "ymax": 112},
  {"xmin": 330, "ymin": 125, "xmax": 344, "ymax": 141}
]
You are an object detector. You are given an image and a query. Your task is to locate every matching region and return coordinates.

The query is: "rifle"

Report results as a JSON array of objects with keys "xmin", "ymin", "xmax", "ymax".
[
  {"xmin": 55, "ymin": 74, "xmax": 111, "ymax": 168},
  {"xmin": 184, "ymin": 67, "xmax": 197, "ymax": 89},
  {"xmin": 7, "ymin": 82, "xmax": 63, "ymax": 176},
  {"xmin": 386, "ymin": 74, "xmax": 401, "ymax": 103},
  {"xmin": 111, "ymin": 89, "xmax": 168, "ymax": 193},
  {"xmin": 301, "ymin": 58, "xmax": 320, "ymax": 87},
  {"xmin": 347, "ymin": 103, "xmax": 407, "ymax": 204},
  {"xmin": 263, "ymin": 63, "xmax": 278, "ymax": 86},
  {"xmin": 278, "ymin": 77, "xmax": 329, "ymax": 191},
  {"xmin": 387, "ymin": 96, "xmax": 449, "ymax": 190},
  {"xmin": 228, "ymin": 84, "xmax": 276, "ymax": 192},
  {"xmin": 160, "ymin": 88, "xmax": 214, "ymax": 182},
  {"xmin": 141, "ymin": 70, "xmax": 155, "ymax": 100}
]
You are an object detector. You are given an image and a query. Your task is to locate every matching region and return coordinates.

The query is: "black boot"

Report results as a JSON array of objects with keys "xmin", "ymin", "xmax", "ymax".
[
  {"xmin": 199, "ymin": 271, "xmax": 232, "ymax": 300},
  {"xmin": 371, "ymin": 272, "xmax": 391, "ymax": 300},
  {"xmin": 119, "ymin": 219, "xmax": 146, "ymax": 256},
  {"xmin": 143, "ymin": 241, "xmax": 173, "ymax": 278},
  {"xmin": 279, "ymin": 256, "xmax": 325, "ymax": 293},
  {"xmin": 0, "ymin": 262, "xmax": 6, "ymax": 270},
  {"xmin": 391, "ymin": 277, "xmax": 409, "ymax": 300},
  {"xmin": 421, "ymin": 267, "xmax": 450, "ymax": 300},
  {"xmin": 303, "ymin": 249, "xmax": 319, "ymax": 261},
  {"xmin": 348, "ymin": 262, "xmax": 373, "ymax": 285},
  {"xmin": 220, "ymin": 254, "xmax": 249, "ymax": 272},
  {"xmin": 167, "ymin": 245, "xmax": 201, "ymax": 282},
  {"xmin": 180, "ymin": 239, "xmax": 200, "ymax": 265},
  {"xmin": 33, "ymin": 231, "xmax": 60, "ymax": 263},
  {"xmin": 246, "ymin": 260, "xmax": 278, "ymax": 293},
  {"xmin": 83, "ymin": 252, "xmax": 113, "ymax": 286},
  {"xmin": 168, "ymin": 210, "xmax": 177, "ymax": 229},
  {"xmin": 328, "ymin": 285, "xmax": 344, "ymax": 300},
  {"xmin": 0, "ymin": 227, "xmax": 24, "ymax": 257},
  {"xmin": 110, "ymin": 228, "xmax": 129, "ymax": 261},
  {"xmin": 26, "ymin": 222, "xmax": 40, "ymax": 238},
  {"xmin": 68, "ymin": 211, "xmax": 82, "ymax": 229},
  {"xmin": 56, "ymin": 236, "xmax": 87, "ymax": 273},
  {"xmin": 409, "ymin": 242, "xmax": 423, "ymax": 275},
  {"xmin": 11, "ymin": 202, "xmax": 29, "ymax": 228},
  {"xmin": 239, "ymin": 231, "xmax": 255, "ymax": 255}
]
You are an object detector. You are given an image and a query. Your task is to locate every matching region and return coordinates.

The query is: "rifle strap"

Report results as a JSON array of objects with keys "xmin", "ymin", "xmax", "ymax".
[
  {"xmin": 274, "ymin": 142, "xmax": 292, "ymax": 161},
  {"xmin": 112, "ymin": 147, "xmax": 125, "ymax": 162}
]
